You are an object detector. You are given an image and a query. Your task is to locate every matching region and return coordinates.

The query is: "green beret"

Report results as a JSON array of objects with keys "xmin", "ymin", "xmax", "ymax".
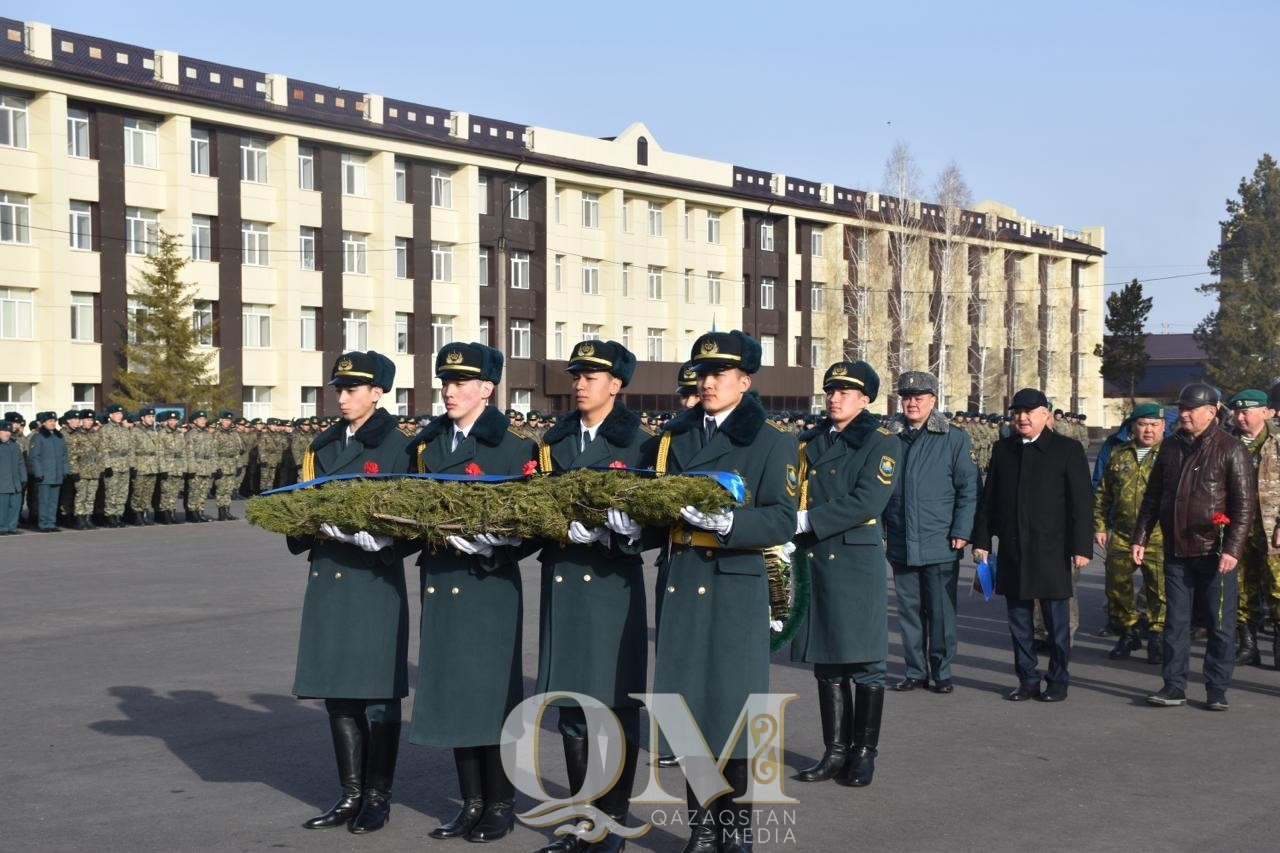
[
  {"xmin": 1130, "ymin": 403, "xmax": 1165, "ymax": 421},
  {"xmin": 1228, "ymin": 389, "xmax": 1269, "ymax": 410}
]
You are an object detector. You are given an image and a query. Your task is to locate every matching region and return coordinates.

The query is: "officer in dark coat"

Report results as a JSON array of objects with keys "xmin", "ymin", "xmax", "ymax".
[
  {"xmin": 0, "ymin": 419, "xmax": 26, "ymax": 534},
  {"xmin": 531, "ymin": 340, "xmax": 656, "ymax": 853},
  {"xmin": 649, "ymin": 330, "xmax": 797, "ymax": 853},
  {"xmin": 286, "ymin": 351, "xmax": 411, "ymax": 834},
  {"xmin": 791, "ymin": 361, "xmax": 900, "ymax": 788},
  {"xmin": 27, "ymin": 412, "xmax": 69, "ymax": 532},
  {"xmin": 406, "ymin": 343, "xmax": 537, "ymax": 844},
  {"xmin": 972, "ymin": 388, "xmax": 1093, "ymax": 703}
]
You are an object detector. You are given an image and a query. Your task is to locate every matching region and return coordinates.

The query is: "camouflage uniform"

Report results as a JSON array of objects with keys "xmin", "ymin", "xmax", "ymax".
[
  {"xmin": 289, "ymin": 424, "xmax": 310, "ymax": 482},
  {"xmin": 156, "ymin": 420, "xmax": 188, "ymax": 520},
  {"xmin": 212, "ymin": 421, "xmax": 244, "ymax": 519},
  {"xmin": 184, "ymin": 419, "xmax": 216, "ymax": 521},
  {"xmin": 99, "ymin": 419, "xmax": 134, "ymax": 525},
  {"xmin": 70, "ymin": 420, "xmax": 103, "ymax": 525},
  {"xmin": 257, "ymin": 424, "xmax": 284, "ymax": 493},
  {"xmin": 130, "ymin": 418, "xmax": 163, "ymax": 523},
  {"xmin": 237, "ymin": 423, "xmax": 257, "ymax": 496},
  {"xmin": 1234, "ymin": 423, "xmax": 1280, "ymax": 646}
]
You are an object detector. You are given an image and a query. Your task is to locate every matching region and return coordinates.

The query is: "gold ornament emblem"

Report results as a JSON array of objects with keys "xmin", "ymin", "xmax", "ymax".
[
  {"xmin": 337, "ymin": 357, "xmax": 353, "ymax": 372},
  {"xmin": 701, "ymin": 339, "xmax": 719, "ymax": 355},
  {"xmin": 578, "ymin": 342, "xmax": 595, "ymax": 358},
  {"xmin": 445, "ymin": 349, "xmax": 464, "ymax": 365},
  {"xmin": 681, "ymin": 369, "xmax": 697, "ymax": 382},
  {"xmin": 831, "ymin": 364, "xmax": 848, "ymax": 377}
]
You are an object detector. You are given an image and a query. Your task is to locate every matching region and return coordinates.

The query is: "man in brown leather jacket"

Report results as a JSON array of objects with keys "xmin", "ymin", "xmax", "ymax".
[{"xmin": 1133, "ymin": 383, "xmax": 1254, "ymax": 710}]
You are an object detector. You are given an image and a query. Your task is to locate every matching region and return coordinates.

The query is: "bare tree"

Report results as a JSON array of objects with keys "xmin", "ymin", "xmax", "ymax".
[
  {"xmin": 880, "ymin": 142, "xmax": 925, "ymax": 394},
  {"xmin": 930, "ymin": 160, "xmax": 971, "ymax": 407}
]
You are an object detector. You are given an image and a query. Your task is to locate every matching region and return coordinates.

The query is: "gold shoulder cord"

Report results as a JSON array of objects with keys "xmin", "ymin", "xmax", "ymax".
[
  {"xmin": 416, "ymin": 441, "xmax": 428, "ymax": 474},
  {"xmin": 655, "ymin": 432, "xmax": 673, "ymax": 475},
  {"xmin": 301, "ymin": 448, "xmax": 316, "ymax": 482},
  {"xmin": 797, "ymin": 441, "xmax": 810, "ymax": 511},
  {"xmin": 538, "ymin": 441, "xmax": 553, "ymax": 474}
]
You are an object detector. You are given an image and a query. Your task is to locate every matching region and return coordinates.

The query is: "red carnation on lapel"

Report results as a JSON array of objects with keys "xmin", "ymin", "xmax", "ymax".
[
  {"xmin": 363, "ymin": 461, "xmax": 380, "ymax": 475},
  {"xmin": 464, "ymin": 462, "xmax": 483, "ymax": 476},
  {"xmin": 522, "ymin": 459, "xmax": 539, "ymax": 477},
  {"xmin": 608, "ymin": 460, "xmax": 627, "ymax": 469}
]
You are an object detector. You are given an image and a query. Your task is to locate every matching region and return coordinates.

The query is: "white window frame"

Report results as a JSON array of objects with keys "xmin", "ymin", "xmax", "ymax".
[
  {"xmin": 189, "ymin": 128, "xmax": 211, "ymax": 176},
  {"xmin": 621, "ymin": 263, "xmax": 630, "ymax": 297},
  {"xmin": 0, "ymin": 381, "xmax": 35, "ymax": 423},
  {"xmin": 242, "ymin": 304, "xmax": 271, "ymax": 348},
  {"xmin": 707, "ymin": 272, "xmax": 722, "ymax": 305},
  {"xmin": 510, "ymin": 318, "xmax": 531, "ymax": 358},
  {"xmin": 810, "ymin": 230, "xmax": 824, "ymax": 256},
  {"xmin": 477, "ymin": 175, "xmax": 489, "ymax": 215},
  {"xmin": 126, "ymin": 296, "xmax": 147, "ymax": 344},
  {"xmin": 648, "ymin": 201, "xmax": 663, "ymax": 236},
  {"xmin": 510, "ymin": 389, "xmax": 531, "ymax": 414},
  {"xmin": 432, "ymin": 242, "xmax": 453, "ymax": 282},
  {"xmin": 647, "ymin": 266, "xmax": 663, "ymax": 301},
  {"xmin": 298, "ymin": 146, "xmax": 315, "ymax": 190},
  {"xmin": 582, "ymin": 262, "xmax": 600, "ymax": 295},
  {"xmin": 760, "ymin": 334, "xmax": 776, "ymax": 366},
  {"xmin": 242, "ymin": 221, "xmax": 269, "ymax": 266},
  {"xmin": 432, "ymin": 315, "xmax": 454, "ymax": 354},
  {"xmin": 123, "ymin": 117, "xmax": 159, "ymax": 168},
  {"xmin": 125, "ymin": 207, "xmax": 158, "ymax": 256},
  {"xmin": 340, "ymin": 152, "xmax": 367, "ymax": 196},
  {"xmin": 394, "ymin": 160, "xmax": 408, "ymax": 202},
  {"xmin": 395, "ymin": 389, "xmax": 410, "ymax": 417},
  {"xmin": 342, "ymin": 309, "xmax": 369, "ymax": 351},
  {"xmin": 478, "ymin": 249, "xmax": 489, "ymax": 286},
  {"xmin": 240, "ymin": 136, "xmax": 269, "ymax": 183},
  {"xmin": 760, "ymin": 277, "xmax": 775, "ymax": 310},
  {"xmin": 554, "ymin": 255, "xmax": 563, "ymax": 291},
  {"xmin": 242, "ymin": 386, "xmax": 272, "ymax": 421},
  {"xmin": 299, "ymin": 227, "xmax": 317, "ymax": 271},
  {"xmin": 192, "ymin": 300, "xmax": 214, "ymax": 347},
  {"xmin": 395, "ymin": 312, "xmax": 410, "ymax": 354},
  {"xmin": 510, "ymin": 251, "xmax": 530, "ymax": 289},
  {"xmin": 69, "ymin": 201, "xmax": 92, "ymax": 250},
  {"xmin": 646, "ymin": 327, "xmax": 664, "ymax": 362},
  {"xmin": 0, "ymin": 192, "xmax": 31, "ymax": 244},
  {"xmin": 190, "ymin": 215, "xmax": 213, "ymax": 261},
  {"xmin": 70, "ymin": 292, "xmax": 94, "ymax": 342},
  {"xmin": 553, "ymin": 321, "xmax": 564, "ymax": 359},
  {"xmin": 342, "ymin": 231, "xmax": 368, "ymax": 275},
  {"xmin": 706, "ymin": 211, "xmax": 720, "ymax": 244},
  {"xmin": 300, "ymin": 386, "xmax": 318, "ymax": 418},
  {"xmin": 683, "ymin": 270, "xmax": 693, "ymax": 303},
  {"xmin": 67, "ymin": 108, "xmax": 90, "ymax": 158},
  {"xmin": 581, "ymin": 191, "xmax": 600, "ymax": 228},
  {"xmin": 431, "ymin": 167, "xmax": 452, "ymax": 208},
  {"xmin": 299, "ymin": 306, "xmax": 318, "ymax": 351},
  {"xmin": 760, "ymin": 221, "xmax": 775, "ymax": 251},
  {"xmin": 810, "ymin": 282, "xmax": 824, "ymax": 313},
  {"xmin": 509, "ymin": 180, "xmax": 529, "ymax": 220},
  {"xmin": 0, "ymin": 93, "xmax": 29, "ymax": 149},
  {"xmin": 395, "ymin": 237, "xmax": 410, "ymax": 279},
  {"xmin": 621, "ymin": 326, "xmax": 632, "ymax": 349},
  {"xmin": 582, "ymin": 323, "xmax": 602, "ymax": 341}
]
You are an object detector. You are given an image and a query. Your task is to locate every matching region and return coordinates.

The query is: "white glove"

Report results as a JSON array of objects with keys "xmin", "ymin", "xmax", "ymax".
[
  {"xmin": 476, "ymin": 532, "xmax": 521, "ymax": 549},
  {"xmin": 795, "ymin": 510, "xmax": 811, "ymax": 535},
  {"xmin": 568, "ymin": 521, "xmax": 609, "ymax": 546},
  {"xmin": 606, "ymin": 509, "xmax": 642, "ymax": 540},
  {"xmin": 352, "ymin": 531, "xmax": 393, "ymax": 552},
  {"xmin": 446, "ymin": 535, "xmax": 494, "ymax": 557},
  {"xmin": 680, "ymin": 506, "xmax": 734, "ymax": 536},
  {"xmin": 319, "ymin": 523, "xmax": 357, "ymax": 545}
]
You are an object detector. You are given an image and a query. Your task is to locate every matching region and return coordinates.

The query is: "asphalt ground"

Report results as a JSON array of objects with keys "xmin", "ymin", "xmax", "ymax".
[{"xmin": 3, "ymin": 499, "xmax": 1276, "ymax": 853}]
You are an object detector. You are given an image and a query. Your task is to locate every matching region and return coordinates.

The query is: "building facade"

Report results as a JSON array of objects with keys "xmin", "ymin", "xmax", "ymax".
[{"xmin": 0, "ymin": 19, "xmax": 1105, "ymax": 422}]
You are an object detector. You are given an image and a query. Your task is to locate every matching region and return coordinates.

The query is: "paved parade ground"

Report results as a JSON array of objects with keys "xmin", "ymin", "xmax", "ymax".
[{"xmin": 4, "ymin": 502, "xmax": 1276, "ymax": 853}]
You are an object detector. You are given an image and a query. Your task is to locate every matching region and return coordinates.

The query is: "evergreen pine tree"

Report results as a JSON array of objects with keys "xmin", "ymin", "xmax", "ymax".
[{"xmin": 1093, "ymin": 279, "xmax": 1152, "ymax": 405}]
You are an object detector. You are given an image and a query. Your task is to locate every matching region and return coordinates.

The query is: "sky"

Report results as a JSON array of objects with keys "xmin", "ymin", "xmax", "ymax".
[{"xmin": 12, "ymin": 0, "xmax": 1279, "ymax": 333}]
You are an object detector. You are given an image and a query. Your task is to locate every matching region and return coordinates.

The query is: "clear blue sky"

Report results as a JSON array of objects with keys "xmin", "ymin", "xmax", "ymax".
[{"xmin": 14, "ymin": 0, "xmax": 1278, "ymax": 332}]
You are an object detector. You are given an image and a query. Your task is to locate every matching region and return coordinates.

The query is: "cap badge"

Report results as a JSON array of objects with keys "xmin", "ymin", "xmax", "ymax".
[
  {"xmin": 445, "ymin": 349, "xmax": 464, "ymax": 365},
  {"xmin": 577, "ymin": 342, "xmax": 595, "ymax": 358},
  {"xmin": 701, "ymin": 339, "xmax": 719, "ymax": 355},
  {"xmin": 831, "ymin": 364, "xmax": 848, "ymax": 377},
  {"xmin": 337, "ymin": 357, "xmax": 353, "ymax": 372}
]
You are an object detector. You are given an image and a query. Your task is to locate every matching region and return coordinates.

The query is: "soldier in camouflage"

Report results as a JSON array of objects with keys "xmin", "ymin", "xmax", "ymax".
[
  {"xmin": 184, "ymin": 410, "xmax": 215, "ymax": 523},
  {"xmin": 155, "ymin": 411, "xmax": 187, "ymax": 523},
  {"xmin": 290, "ymin": 419, "xmax": 312, "ymax": 481},
  {"xmin": 128, "ymin": 407, "xmax": 162, "ymax": 525},
  {"xmin": 98, "ymin": 404, "xmax": 134, "ymax": 528},
  {"xmin": 212, "ymin": 409, "xmax": 244, "ymax": 520},
  {"xmin": 256, "ymin": 419, "xmax": 285, "ymax": 493},
  {"xmin": 1226, "ymin": 390, "xmax": 1280, "ymax": 668}
]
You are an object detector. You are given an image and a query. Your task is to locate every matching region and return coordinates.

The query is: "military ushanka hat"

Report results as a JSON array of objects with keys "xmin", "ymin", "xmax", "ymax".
[
  {"xmin": 1227, "ymin": 389, "xmax": 1269, "ymax": 410},
  {"xmin": 897, "ymin": 371, "xmax": 938, "ymax": 396},
  {"xmin": 436, "ymin": 342, "xmax": 503, "ymax": 382},
  {"xmin": 189, "ymin": 410, "xmax": 208, "ymax": 423},
  {"xmin": 675, "ymin": 360, "xmax": 699, "ymax": 396},
  {"xmin": 689, "ymin": 330, "xmax": 761, "ymax": 374},
  {"xmin": 218, "ymin": 409, "xmax": 235, "ymax": 420},
  {"xmin": 329, "ymin": 350, "xmax": 395, "ymax": 391},
  {"xmin": 822, "ymin": 360, "xmax": 881, "ymax": 402},
  {"xmin": 36, "ymin": 410, "xmax": 57, "ymax": 423},
  {"xmin": 137, "ymin": 406, "xmax": 155, "ymax": 417},
  {"xmin": 4, "ymin": 411, "xmax": 24, "ymax": 424},
  {"xmin": 565, "ymin": 339, "xmax": 636, "ymax": 387},
  {"xmin": 105, "ymin": 403, "xmax": 124, "ymax": 415}
]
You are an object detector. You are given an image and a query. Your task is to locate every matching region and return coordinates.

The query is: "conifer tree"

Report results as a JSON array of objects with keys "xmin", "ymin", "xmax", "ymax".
[{"xmin": 1094, "ymin": 279, "xmax": 1151, "ymax": 405}]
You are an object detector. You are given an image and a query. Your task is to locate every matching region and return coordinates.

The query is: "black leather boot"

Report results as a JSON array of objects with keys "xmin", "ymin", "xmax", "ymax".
[
  {"xmin": 468, "ymin": 745, "xmax": 515, "ymax": 842},
  {"xmin": 82, "ymin": 514, "xmax": 98, "ymax": 529},
  {"xmin": 537, "ymin": 735, "xmax": 590, "ymax": 852},
  {"xmin": 584, "ymin": 740, "xmax": 639, "ymax": 852},
  {"xmin": 155, "ymin": 510, "xmax": 170, "ymax": 524},
  {"xmin": 303, "ymin": 715, "xmax": 366, "ymax": 829},
  {"xmin": 144, "ymin": 510, "xmax": 156, "ymax": 525},
  {"xmin": 836, "ymin": 684, "xmax": 883, "ymax": 788},
  {"xmin": 222, "ymin": 506, "xmax": 237, "ymax": 521},
  {"xmin": 71, "ymin": 515, "xmax": 87, "ymax": 531},
  {"xmin": 794, "ymin": 677, "xmax": 849, "ymax": 782},
  {"xmin": 1108, "ymin": 627, "xmax": 1142, "ymax": 659},
  {"xmin": 1147, "ymin": 632, "xmax": 1163, "ymax": 664},
  {"xmin": 681, "ymin": 783, "xmax": 719, "ymax": 853},
  {"xmin": 349, "ymin": 720, "xmax": 400, "ymax": 834},
  {"xmin": 717, "ymin": 758, "xmax": 753, "ymax": 852},
  {"xmin": 1235, "ymin": 623, "xmax": 1259, "ymax": 666},
  {"xmin": 429, "ymin": 747, "xmax": 485, "ymax": 839}
]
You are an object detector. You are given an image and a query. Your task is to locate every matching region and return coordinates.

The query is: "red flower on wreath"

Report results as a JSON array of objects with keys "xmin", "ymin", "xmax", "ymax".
[
  {"xmin": 608, "ymin": 460, "xmax": 627, "ymax": 469},
  {"xmin": 522, "ymin": 459, "xmax": 539, "ymax": 477},
  {"xmin": 464, "ymin": 462, "xmax": 483, "ymax": 476},
  {"xmin": 364, "ymin": 461, "xmax": 380, "ymax": 475}
]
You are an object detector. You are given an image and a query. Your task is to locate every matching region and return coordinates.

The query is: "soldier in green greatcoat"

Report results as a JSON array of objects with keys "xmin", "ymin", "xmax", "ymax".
[
  {"xmin": 287, "ymin": 351, "xmax": 411, "ymax": 835},
  {"xmin": 128, "ymin": 407, "xmax": 162, "ymax": 525},
  {"xmin": 0, "ymin": 419, "xmax": 26, "ymax": 534},
  {"xmin": 98, "ymin": 404, "xmax": 134, "ymax": 527},
  {"xmin": 530, "ymin": 340, "xmax": 656, "ymax": 853},
  {"xmin": 212, "ymin": 409, "xmax": 244, "ymax": 520},
  {"xmin": 648, "ymin": 330, "xmax": 798, "ymax": 852},
  {"xmin": 5, "ymin": 413, "xmax": 29, "ymax": 526},
  {"xmin": 406, "ymin": 343, "xmax": 537, "ymax": 844},
  {"xmin": 28, "ymin": 412, "xmax": 69, "ymax": 532}
]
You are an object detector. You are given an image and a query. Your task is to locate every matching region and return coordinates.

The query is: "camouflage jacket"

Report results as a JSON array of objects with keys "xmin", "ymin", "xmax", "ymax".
[
  {"xmin": 1236, "ymin": 424, "xmax": 1280, "ymax": 554},
  {"xmin": 130, "ymin": 426, "xmax": 164, "ymax": 475},
  {"xmin": 99, "ymin": 422, "xmax": 134, "ymax": 470},
  {"xmin": 1094, "ymin": 439, "xmax": 1163, "ymax": 546},
  {"xmin": 185, "ymin": 429, "xmax": 217, "ymax": 476},
  {"xmin": 213, "ymin": 427, "xmax": 244, "ymax": 474},
  {"xmin": 257, "ymin": 432, "xmax": 285, "ymax": 465},
  {"xmin": 158, "ymin": 427, "xmax": 188, "ymax": 473},
  {"xmin": 70, "ymin": 427, "xmax": 104, "ymax": 479}
]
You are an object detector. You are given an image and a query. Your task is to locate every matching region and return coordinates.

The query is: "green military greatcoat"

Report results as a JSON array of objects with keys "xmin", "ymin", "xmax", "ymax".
[
  {"xmin": 407, "ymin": 405, "xmax": 537, "ymax": 747},
  {"xmin": 287, "ymin": 408, "xmax": 413, "ymax": 699},
  {"xmin": 534, "ymin": 405, "xmax": 657, "ymax": 710},
  {"xmin": 791, "ymin": 411, "xmax": 900, "ymax": 664},
  {"xmin": 650, "ymin": 395, "xmax": 797, "ymax": 758}
]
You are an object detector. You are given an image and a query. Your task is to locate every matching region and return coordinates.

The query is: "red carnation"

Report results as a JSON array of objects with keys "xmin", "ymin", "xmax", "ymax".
[
  {"xmin": 608, "ymin": 460, "xmax": 627, "ymax": 469},
  {"xmin": 364, "ymin": 461, "xmax": 380, "ymax": 475},
  {"xmin": 464, "ymin": 462, "xmax": 483, "ymax": 476},
  {"xmin": 522, "ymin": 459, "xmax": 539, "ymax": 477},
  {"xmin": 1212, "ymin": 512, "xmax": 1230, "ymax": 527}
]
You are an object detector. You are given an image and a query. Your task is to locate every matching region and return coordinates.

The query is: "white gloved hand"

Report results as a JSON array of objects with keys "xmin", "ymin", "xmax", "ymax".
[
  {"xmin": 319, "ymin": 522, "xmax": 357, "ymax": 544},
  {"xmin": 352, "ymin": 530, "xmax": 393, "ymax": 552},
  {"xmin": 446, "ymin": 534, "xmax": 494, "ymax": 557},
  {"xmin": 568, "ymin": 521, "xmax": 609, "ymax": 546},
  {"xmin": 680, "ymin": 506, "xmax": 734, "ymax": 536},
  {"xmin": 606, "ymin": 509, "xmax": 642, "ymax": 540},
  {"xmin": 476, "ymin": 532, "xmax": 522, "ymax": 549},
  {"xmin": 795, "ymin": 510, "xmax": 811, "ymax": 535}
]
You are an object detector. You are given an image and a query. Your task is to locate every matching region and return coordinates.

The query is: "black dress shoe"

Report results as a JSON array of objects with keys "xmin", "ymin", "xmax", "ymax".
[
  {"xmin": 429, "ymin": 799, "xmax": 485, "ymax": 839},
  {"xmin": 1036, "ymin": 683, "xmax": 1068, "ymax": 702},
  {"xmin": 1004, "ymin": 684, "xmax": 1041, "ymax": 702},
  {"xmin": 467, "ymin": 799, "xmax": 514, "ymax": 842},
  {"xmin": 891, "ymin": 677, "xmax": 927, "ymax": 692},
  {"xmin": 929, "ymin": 679, "xmax": 954, "ymax": 694}
]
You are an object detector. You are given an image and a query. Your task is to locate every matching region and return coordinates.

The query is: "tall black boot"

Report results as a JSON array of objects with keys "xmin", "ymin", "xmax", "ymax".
[
  {"xmin": 794, "ymin": 677, "xmax": 849, "ymax": 782},
  {"xmin": 584, "ymin": 740, "xmax": 639, "ymax": 852},
  {"xmin": 429, "ymin": 747, "xmax": 485, "ymax": 839},
  {"xmin": 71, "ymin": 515, "xmax": 87, "ymax": 531},
  {"xmin": 143, "ymin": 509, "xmax": 156, "ymax": 525},
  {"xmin": 1108, "ymin": 626, "xmax": 1142, "ymax": 659},
  {"xmin": 1235, "ymin": 623, "xmax": 1258, "ymax": 666},
  {"xmin": 349, "ymin": 720, "xmax": 400, "ymax": 834},
  {"xmin": 717, "ymin": 758, "xmax": 753, "ymax": 853},
  {"xmin": 537, "ymin": 735, "xmax": 590, "ymax": 852},
  {"xmin": 82, "ymin": 514, "xmax": 98, "ymax": 529},
  {"xmin": 303, "ymin": 715, "xmax": 367, "ymax": 829},
  {"xmin": 681, "ymin": 782, "xmax": 718, "ymax": 853},
  {"xmin": 836, "ymin": 684, "xmax": 883, "ymax": 788},
  {"xmin": 468, "ymin": 744, "xmax": 515, "ymax": 842}
]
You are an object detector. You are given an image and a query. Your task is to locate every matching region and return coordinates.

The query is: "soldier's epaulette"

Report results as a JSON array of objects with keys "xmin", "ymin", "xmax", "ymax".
[
  {"xmin": 877, "ymin": 426, "xmax": 893, "ymax": 435},
  {"xmin": 765, "ymin": 420, "xmax": 790, "ymax": 433}
]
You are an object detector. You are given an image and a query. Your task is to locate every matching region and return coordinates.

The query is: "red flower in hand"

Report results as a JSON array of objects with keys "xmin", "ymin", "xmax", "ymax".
[
  {"xmin": 464, "ymin": 462, "xmax": 483, "ymax": 476},
  {"xmin": 1212, "ymin": 512, "xmax": 1231, "ymax": 527},
  {"xmin": 364, "ymin": 461, "xmax": 380, "ymax": 475},
  {"xmin": 522, "ymin": 459, "xmax": 539, "ymax": 476},
  {"xmin": 608, "ymin": 460, "xmax": 627, "ymax": 469}
]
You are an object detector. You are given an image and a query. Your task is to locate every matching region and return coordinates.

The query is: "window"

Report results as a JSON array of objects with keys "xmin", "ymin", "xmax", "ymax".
[
  {"xmin": 300, "ymin": 306, "xmax": 318, "ymax": 351},
  {"xmin": 299, "ymin": 227, "xmax": 317, "ymax": 270},
  {"xmin": 684, "ymin": 210, "xmax": 691, "ymax": 240},
  {"xmin": 648, "ymin": 201, "xmax": 663, "ymax": 236},
  {"xmin": 0, "ymin": 93, "xmax": 28, "ymax": 148},
  {"xmin": 191, "ymin": 215, "xmax": 213, "ymax": 261},
  {"xmin": 240, "ymin": 137, "xmax": 269, "ymax": 183},
  {"xmin": 243, "ymin": 386, "xmax": 272, "ymax": 421},
  {"xmin": 395, "ymin": 238, "xmax": 410, "ymax": 279},
  {"xmin": 707, "ymin": 272, "xmax": 721, "ymax": 305},
  {"xmin": 192, "ymin": 300, "xmax": 214, "ymax": 346},
  {"xmin": 760, "ymin": 277, "xmax": 775, "ymax": 310},
  {"xmin": 123, "ymin": 117, "xmax": 158, "ymax": 167},
  {"xmin": 0, "ymin": 288, "xmax": 34, "ymax": 339},
  {"xmin": 554, "ymin": 191, "xmax": 561, "ymax": 224},
  {"xmin": 553, "ymin": 322, "xmax": 564, "ymax": 359},
  {"xmin": 478, "ymin": 249, "xmax": 489, "ymax": 286},
  {"xmin": 183, "ymin": 128, "xmax": 210, "ymax": 176},
  {"xmin": 759, "ymin": 221, "xmax": 775, "ymax": 251},
  {"xmin": 760, "ymin": 335, "xmax": 776, "ymax": 366},
  {"xmin": 242, "ymin": 304, "xmax": 271, "ymax": 348},
  {"xmin": 395, "ymin": 389, "xmax": 410, "ymax": 417},
  {"xmin": 431, "ymin": 167, "xmax": 452, "ymax": 208},
  {"xmin": 394, "ymin": 160, "xmax": 408, "ymax": 202},
  {"xmin": 510, "ymin": 389, "xmax": 531, "ymax": 413},
  {"xmin": 647, "ymin": 266, "xmax": 663, "ymax": 300},
  {"xmin": 395, "ymin": 312, "xmax": 411, "ymax": 354},
  {"xmin": 125, "ymin": 207, "xmax": 158, "ymax": 256},
  {"xmin": 622, "ymin": 200, "xmax": 630, "ymax": 232},
  {"xmin": 684, "ymin": 270, "xmax": 693, "ymax": 303},
  {"xmin": 582, "ymin": 262, "xmax": 599, "ymax": 295},
  {"xmin": 300, "ymin": 387, "xmax": 318, "ymax": 418},
  {"xmin": 510, "ymin": 319, "xmax": 531, "ymax": 358},
  {"xmin": 509, "ymin": 180, "xmax": 529, "ymax": 220},
  {"xmin": 810, "ymin": 230, "xmax": 824, "ymax": 256},
  {"xmin": 298, "ymin": 146, "xmax": 315, "ymax": 190},
  {"xmin": 622, "ymin": 326, "xmax": 632, "ymax": 349},
  {"xmin": 126, "ymin": 297, "xmax": 147, "ymax": 343},
  {"xmin": 646, "ymin": 328, "xmax": 664, "ymax": 362},
  {"xmin": 1010, "ymin": 349, "xmax": 1023, "ymax": 380},
  {"xmin": 67, "ymin": 108, "xmax": 90, "ymax": 158},
  {"xmin": 341, "ymin": 152, "xmax": 367, "ymax": 196},
  {"xmin": 621, "ymin": 263, "xmax": 630, "ymax": 297},
  {"xmin": 73, "ymin": 384, "xmax": 96, "ymax": 408},
  {"xmin": 69, "ymin": 202, "xmax": 93, "ymax": 250},
  {"xmin": 706, "ymin": 211, "xmax": 720, "ymax": 244},
  {"xmin": 554, "ymin": 255, "xmax": 563, "ymax": 291},
  {"xmin": 341, "ymin": 231, "xmax": 367, "ymax": 274},
  {"xmin": 432, "ymin": 315, "xmax": 454, "ymax": 353},
  {"xmin": 431, "ymin": 242, "xmax": 453, "ymax": 282},
  {"xmin": 0, "ymin": 382, "xmax": 34, "ymax": 423},
  {"xmin": 343, "ymin": 309, "xmax": 369, "ymax": 351},
  {"xmin": 0, "ymin": 192, "xmax": 30, "ymax": 244},
  {"xmin": 810, "ymin": 339, "xmax": 824, "ymax": 367},
  {"xmin": 432, "ymin": 389, "xmax": 445, "ymax": 416},
  {"xmin": 582, "ymin": 323, "xmax": 602, "ymax": 340},
  {"xmin": 477, "ymin": 175, "xmax": 489, "ymax": 214},
  {"xmin": 242, "ymin": 221, "xmax": 269, "ymax": 266},
  {"xmin": 510, "ymin": 251, "xmax": 530, "ymax": 289},
  {"xmin": 581, "ymin": 191, "xmax": 600, "ymax": 228},
  {"xmin": 478, "ymin": 317, "xmax": 491, "ymax": 346},
  {"xmin": 70, "ymin": 293, "xmax": 95, "ymax": 342},
  {"xmin": 810, "ymin": 282, "xmax": 824, "ymax": 313}
]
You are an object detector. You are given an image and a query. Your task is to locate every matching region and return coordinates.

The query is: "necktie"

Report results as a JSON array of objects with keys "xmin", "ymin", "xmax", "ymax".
[
  {"xmin": 581, "ymin": 430, "xmax": 593, "ymax": 453},
  {"xmin": 705, "ymin": 416, "xmax": 717, "ymax": 443},
  {"xmin": 452, "ymin": 429, "xmax": 463, "ymax": 452}
]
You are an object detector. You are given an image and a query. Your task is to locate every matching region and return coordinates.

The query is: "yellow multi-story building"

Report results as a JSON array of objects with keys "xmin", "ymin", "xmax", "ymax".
[{"xmin": 0, "ymin": 18, "xmax": 1105, "ymax": 422}]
